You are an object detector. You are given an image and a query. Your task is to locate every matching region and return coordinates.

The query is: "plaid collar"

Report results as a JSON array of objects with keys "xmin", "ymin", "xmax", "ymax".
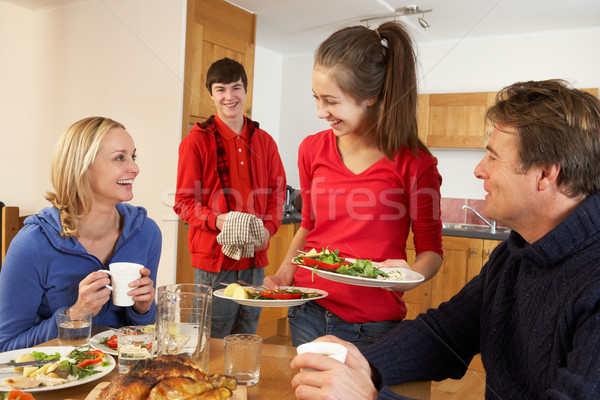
[{"xmin": 198, "ymin": 115, "xmax": 257, "ymax": 210}]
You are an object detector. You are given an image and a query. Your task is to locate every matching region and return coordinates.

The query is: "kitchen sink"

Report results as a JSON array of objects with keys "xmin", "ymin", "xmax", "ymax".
[{"xmin": 442, "ymin": 223, "xmax": 511, "ymax": 236}]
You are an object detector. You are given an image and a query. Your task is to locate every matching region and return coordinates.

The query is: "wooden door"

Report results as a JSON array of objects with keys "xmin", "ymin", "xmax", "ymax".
[{"xmin": 176, "ymin": 0, "xmax": 257, "ymax": 285}]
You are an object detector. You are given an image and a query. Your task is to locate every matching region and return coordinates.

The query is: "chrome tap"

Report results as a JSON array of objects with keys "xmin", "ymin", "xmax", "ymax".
[{"xmin": 462, "ymin": 205, "xmax": 497, "ymax": 234}]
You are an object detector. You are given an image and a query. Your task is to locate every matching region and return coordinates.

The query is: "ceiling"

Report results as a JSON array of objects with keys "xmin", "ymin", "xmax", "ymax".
[{"xmin": 6, "ymin": 0, "xmax": 600, "ymax": 56}]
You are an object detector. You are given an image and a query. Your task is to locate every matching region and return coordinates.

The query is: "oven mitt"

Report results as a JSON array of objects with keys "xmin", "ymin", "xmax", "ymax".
[{"xmin": 216, "ymin": 211, "xmax": 265, "ymax": 260}]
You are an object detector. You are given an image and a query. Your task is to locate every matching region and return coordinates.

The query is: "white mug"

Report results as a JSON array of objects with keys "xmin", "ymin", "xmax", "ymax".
[{"xmin": 101, "ymin": 262, "xmax": 143, "ymax": 307}]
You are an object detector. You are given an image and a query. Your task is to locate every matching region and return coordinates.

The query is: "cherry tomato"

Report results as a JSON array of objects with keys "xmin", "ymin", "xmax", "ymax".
[{"xmin": 106, "ymin": 335, "xmax": 118, "ymax": 349}]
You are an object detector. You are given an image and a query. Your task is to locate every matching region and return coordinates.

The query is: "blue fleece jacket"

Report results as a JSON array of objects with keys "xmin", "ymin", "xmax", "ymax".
[{"xmin": 0, "ymin": 203, "xmax": 162, "ymax": 351}]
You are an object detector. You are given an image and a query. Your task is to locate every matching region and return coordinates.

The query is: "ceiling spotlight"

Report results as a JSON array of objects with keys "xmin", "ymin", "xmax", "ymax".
[
  {"xmin": 418, "ymin": 15, "xmax": 430, "ymax": 30},
  {"xmin": 396, "ymin": 5, "xmax": 432, "ymax": 30}
]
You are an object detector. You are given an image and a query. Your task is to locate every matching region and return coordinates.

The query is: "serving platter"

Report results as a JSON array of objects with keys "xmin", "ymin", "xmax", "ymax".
[
  {"xmin": 297, "ymin": 264, "xmax": 424, "ymax": 289},
  {"xmin": 0, "ymin": 346, "xmax": 115, "ymax": 392},
  {"xmin": 214, "ymin": 286, "xmax": 328, "ymax": 307},
  {"xmin": 89, "ymin": 329, "xmax": 118, "ymax": 356}
]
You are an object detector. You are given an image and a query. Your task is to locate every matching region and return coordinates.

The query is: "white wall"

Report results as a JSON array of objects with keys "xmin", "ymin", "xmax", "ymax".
[
  {"xmin": 0, "ymin": 0, "xmax": 186, "ymax": 288},
  {"xmin": 255, "ymin": 27, "xmax": 600, "ymax": 199}
]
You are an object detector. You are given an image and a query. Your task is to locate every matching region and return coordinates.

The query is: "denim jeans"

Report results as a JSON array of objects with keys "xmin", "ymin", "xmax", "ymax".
[
  {"xmin": 288, "ymin": 301, "xmax": 401, "ymax": 352},
  {"xmin": 194, "ymin": 268, "xmax": 264, "ymax": 339}
]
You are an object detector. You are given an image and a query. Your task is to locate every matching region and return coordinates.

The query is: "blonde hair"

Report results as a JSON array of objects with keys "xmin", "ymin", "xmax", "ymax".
[{"xmin": 45, "ymin": 117, "xmax": 125, "ymax": 237}]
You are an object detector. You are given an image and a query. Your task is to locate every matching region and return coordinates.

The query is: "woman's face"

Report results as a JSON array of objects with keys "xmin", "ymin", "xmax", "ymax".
[
  {"xmin": 86, "ymin": 127, "xmax": 139, "ymax": 207},
  {"xmin": 312, "ymin": 66, "xmax": 375, "ymax": 138}
]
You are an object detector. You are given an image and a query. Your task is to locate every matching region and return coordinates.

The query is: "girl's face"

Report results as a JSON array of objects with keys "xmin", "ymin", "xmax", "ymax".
[
  {"xmin": 86, "ymin": 127, "xmax": 139, "ymax": 207},
  {"xmin": 312, "ymin": 66, "xmax": 375, "ymax": 138}
]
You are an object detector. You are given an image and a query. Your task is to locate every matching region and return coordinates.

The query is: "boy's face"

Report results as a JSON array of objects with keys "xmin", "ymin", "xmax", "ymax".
[{"xmin": 209, "ymin": 79, "xmax": 246, "ymax": 121}]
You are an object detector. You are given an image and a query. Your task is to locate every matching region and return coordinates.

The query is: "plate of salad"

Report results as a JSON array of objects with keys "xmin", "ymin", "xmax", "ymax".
[
  {"xmin": 214, "ymin": 285, "xmax": 328, "ymax": 307},
  {"xmin": 89, "ymin": 329, "xmax": 118, "ymax": 356},
  {"xmin": 293, "ymin": 248, "xmax": 425, "ymax": 288},
  {"xmin": 0, "ymin": 346, "xmax": 115, "ymax": 392}
]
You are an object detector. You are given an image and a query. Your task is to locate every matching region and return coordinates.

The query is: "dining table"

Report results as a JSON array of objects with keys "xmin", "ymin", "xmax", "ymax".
[{"xmin": 14, "ymin": 326, "xmax": 429, "ymax": 400}]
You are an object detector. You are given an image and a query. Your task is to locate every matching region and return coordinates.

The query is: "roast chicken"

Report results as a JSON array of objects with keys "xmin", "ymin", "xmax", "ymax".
[{"xmin": 100, "ymin": 355, "xmax": 237, "ymax": 400}]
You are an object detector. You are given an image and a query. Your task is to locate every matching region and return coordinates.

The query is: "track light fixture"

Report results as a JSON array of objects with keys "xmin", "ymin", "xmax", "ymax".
[
  {"xmin": 360, "ymin": 5, "xmax": 433, "ymax": 31},
  {"xmin": 396, "ymin": 5, "xmax": 432, "ymax": 30}
]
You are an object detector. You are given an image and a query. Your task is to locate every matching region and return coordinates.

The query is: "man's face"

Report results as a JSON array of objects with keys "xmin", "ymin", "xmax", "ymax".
[
  {"xmin": 210, "ymin": 79, "xmax": 246, "ymax": 121},
  {"xmin": 474, "ymin": 125, "xmax": 541, "ymax": 229}
]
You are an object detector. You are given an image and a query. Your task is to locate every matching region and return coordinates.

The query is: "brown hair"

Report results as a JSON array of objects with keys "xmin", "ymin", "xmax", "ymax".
[
  {"xmin": 487, "ymin": 79, "xmax": 600, "ymax": 198},
  {"xmin": 205, "ymin": 57, "xmax": 248, "ymax": 95},
  {"xmin": 314, "ymin": 21, "xmax": 429, "ymax": 159},
  {"xmin": 45, "ymin": 117, "xmax": 126, "ymax": 237}
]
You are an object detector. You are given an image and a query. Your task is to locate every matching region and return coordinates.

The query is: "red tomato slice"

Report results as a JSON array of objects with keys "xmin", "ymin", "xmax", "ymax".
[
  {"xmin": 259, "ymin": 290, "xmax": 303, "ymax": 300},
  {"xmin": 301, "ymin": 257, "xmax": 350, "ymax": 270},
  {"xmin": 106, "ymin": 335, "xmax": 118, "ymax": 348}
]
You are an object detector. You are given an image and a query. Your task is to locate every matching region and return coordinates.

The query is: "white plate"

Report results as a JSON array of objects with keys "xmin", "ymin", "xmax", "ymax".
[
  {"xmin": 297, "ymin": 264, "xmax": 425, "ymax": 289},
  {"xmin": 213, "ymin": 286, "xmax": 328, "ymax": 307},
  {"xmin": 89, "ymin": 329, "xmax": 118, "ymax": 356},
  {"xmin": 0, "ymin": 346, "xmax": 115, "ymax": 392}
]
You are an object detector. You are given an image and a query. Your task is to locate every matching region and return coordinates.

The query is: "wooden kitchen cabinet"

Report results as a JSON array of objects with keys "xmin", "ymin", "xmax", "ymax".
[
  {"xmin": 417, "ymin": 88, "xmax": 598, "ymax": 149},
  {"xmin": 403, "ymin": 233, "xmax": 503, "ymax": 319},
  {"xmin": 417, "ymin": 92, "xmax": 496, "ymax": 149}
]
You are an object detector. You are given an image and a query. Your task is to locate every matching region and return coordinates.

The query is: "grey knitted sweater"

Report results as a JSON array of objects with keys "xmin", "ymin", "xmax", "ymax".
[{"xmin": 364, "ymin": 193, "xmax": 600, "ymax": 399}]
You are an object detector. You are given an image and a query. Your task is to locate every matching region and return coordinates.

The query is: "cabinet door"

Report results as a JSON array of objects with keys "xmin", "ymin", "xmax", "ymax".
[
  {"xmin": 423, "ymin": 92, "xmax": 496, "ymax": 149},
  {"xmin": 430, "ymin": 236, "xmax": 483, "ymax": 309}
]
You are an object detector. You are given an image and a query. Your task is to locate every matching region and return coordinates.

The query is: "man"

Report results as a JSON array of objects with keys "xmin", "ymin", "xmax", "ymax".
[
  {"xmin": 291, "ymin": 80, "xmax": 600, "ymax": 399},
  {"xmin": 174, "ymin": 58, "xmax": 286, "ymax": 338}
]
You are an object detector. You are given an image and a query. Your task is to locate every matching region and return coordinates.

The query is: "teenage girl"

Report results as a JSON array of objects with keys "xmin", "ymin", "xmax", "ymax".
[{"xmin": 265, "ymin": 21, "xmax": 443, "ymax": 350}]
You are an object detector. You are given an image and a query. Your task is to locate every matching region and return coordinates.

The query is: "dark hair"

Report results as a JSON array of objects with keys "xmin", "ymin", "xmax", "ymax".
[
  {"xmin": 487, "ymin": 79, "xmax": 600, "ymax": 198},
  {"xmin": 205, "ymin": 58, "xmax": 248, "ymax": 95},
  {"xmin": 315, "ymin": 21, "xmax": 429, "ymax": 159}
]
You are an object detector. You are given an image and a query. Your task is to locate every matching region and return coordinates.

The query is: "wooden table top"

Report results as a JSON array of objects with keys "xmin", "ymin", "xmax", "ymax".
[{"xmin": 20, "ymin": 326, "xmax": 429, "ymax": 400}]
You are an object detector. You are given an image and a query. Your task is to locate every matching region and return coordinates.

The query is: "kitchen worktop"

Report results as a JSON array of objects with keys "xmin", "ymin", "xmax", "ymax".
[{"xmin": 442, "ymin": 223, "xmax": 511, "ymax": 240}]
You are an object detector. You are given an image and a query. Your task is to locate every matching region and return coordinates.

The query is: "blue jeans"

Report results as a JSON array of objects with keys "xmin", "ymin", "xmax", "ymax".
[
  {"xmin": 288, "ymin": 301, "xmax": 401, "ymax": 352},
  {"xmin": 194, "ymin": 268, "xmax": 264, "ymax": 339}
]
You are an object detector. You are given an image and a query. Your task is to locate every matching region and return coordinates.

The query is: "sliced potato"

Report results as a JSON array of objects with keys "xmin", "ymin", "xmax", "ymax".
[
  {"xmin": 22, "ymin": 366, "xmax": 39, "ymax": 377},
  {"xmin": 232, "ymin": 285, "xmax": 250, "ymax": 299},
  {"xmin": 224, "ymin": 283, "xmax": 241, "ymax": 298},
  {"xmin": 305, "ymin": 248, "xmax": 319, "ymax": 257},
  {"xmin": 46, "ymin": 372, "xmax": 60, "ymax": 379},
  {"xmin": 30, "ymin": 362, "xmax": 52, "ymax": 376},
  {"xmin": 14, "ymin": 353, "xmax": 35, "ymax": 372}
]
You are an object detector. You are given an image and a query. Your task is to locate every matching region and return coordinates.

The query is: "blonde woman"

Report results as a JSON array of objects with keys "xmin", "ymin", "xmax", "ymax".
[{"xmin": 0, "ymin": 117, "xmax": 161, "ymax": 351}]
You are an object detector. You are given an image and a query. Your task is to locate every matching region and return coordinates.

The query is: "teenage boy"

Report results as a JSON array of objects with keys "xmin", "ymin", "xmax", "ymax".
[{"xmin": 174, "ymin": 58, "xmax": 286, "ymax": 338}]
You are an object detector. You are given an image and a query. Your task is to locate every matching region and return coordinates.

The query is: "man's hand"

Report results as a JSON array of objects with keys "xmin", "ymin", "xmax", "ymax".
[{"xmin": 290, "ymin": 336, "xmax": 378, "ymax": 400}]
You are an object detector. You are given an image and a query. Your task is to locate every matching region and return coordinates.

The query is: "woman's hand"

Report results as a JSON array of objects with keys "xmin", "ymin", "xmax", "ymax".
[
  {"xmin": 291, "ymin": 335, "xmax": 378, "ymax": 400},
  {"xmin": 70, "ymin": 271, "xmax": 112, "ymax": 316},
  {"xmin": 128, "ymin": 267, "xmax": 155, "ymax": 315}
]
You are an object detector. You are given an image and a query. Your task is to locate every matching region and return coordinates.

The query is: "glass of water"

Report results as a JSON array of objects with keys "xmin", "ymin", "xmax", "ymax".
[
  {"xmin": 224, "ymin": 334, "xmax": 262, "ymax": 386},
  {"xmin": 117, "ymin": 325, "xmax": 155, "ymax": 373},
  {"xmin": 57, "ymin": 309, "xmax": 92, "ymax": 346}
]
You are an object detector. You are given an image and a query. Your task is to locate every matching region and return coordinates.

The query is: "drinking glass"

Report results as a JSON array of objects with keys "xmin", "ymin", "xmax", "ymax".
[
  {"xmin": 224, "ymin": 334, "xmax": 262, "ymax": 386},
  {"xmin": 117, "ymin": 325, "xmax": 155, "ymax": 373},
  {"xmin": 57, "ymin": 309, "xmax": 92, "ymax": 346}
]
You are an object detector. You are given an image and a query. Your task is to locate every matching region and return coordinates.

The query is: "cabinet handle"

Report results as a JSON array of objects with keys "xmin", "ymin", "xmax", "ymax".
[{"xmin": 473, "ymin": 246, "xmax": 477, "ymax": 257}]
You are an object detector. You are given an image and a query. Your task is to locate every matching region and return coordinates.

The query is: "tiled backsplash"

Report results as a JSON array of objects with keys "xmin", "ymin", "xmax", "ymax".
[{"xmin": 441, "ymin": 197, "xmax": 490, "ymax": 226}]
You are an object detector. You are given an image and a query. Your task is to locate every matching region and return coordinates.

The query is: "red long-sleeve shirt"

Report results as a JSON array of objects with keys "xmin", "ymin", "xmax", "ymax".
[{"xmin": 294, "ymin": 130, "xmax": 443, "ymax": 322}]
